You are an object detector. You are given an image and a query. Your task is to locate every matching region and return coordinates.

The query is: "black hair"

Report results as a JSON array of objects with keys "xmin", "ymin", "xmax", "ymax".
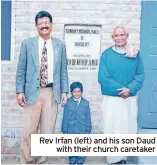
[
  {"xmin": 35, "ymin": 11, "xmax": 52, "ymax": 25},
  {"xmin": 70, "ymin": 82, "xmax": 83, "ymax": 92}
]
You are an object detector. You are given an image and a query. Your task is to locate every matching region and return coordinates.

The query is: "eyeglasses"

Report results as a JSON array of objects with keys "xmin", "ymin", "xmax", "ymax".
[{"xmin": 37, "ymin": 22, "xmax": 51, "ymax": 26}]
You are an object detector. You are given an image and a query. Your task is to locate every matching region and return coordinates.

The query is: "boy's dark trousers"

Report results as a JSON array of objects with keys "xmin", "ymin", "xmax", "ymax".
[{"xmin": 69, "ymin": 156, "xmax": 85, "ymax": 164}]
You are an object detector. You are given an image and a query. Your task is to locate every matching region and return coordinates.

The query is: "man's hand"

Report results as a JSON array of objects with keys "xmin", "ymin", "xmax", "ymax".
[
  {"xmin": 117, "ymin": 87, "xmax": 131, "ymax": 99},
  {"xmin": 61, "ymin": 93, "xmax": 68, "ymax": 106},
  {"xmin": 16, "ymin": 93, "xmax": 26, "ymax": 107}
]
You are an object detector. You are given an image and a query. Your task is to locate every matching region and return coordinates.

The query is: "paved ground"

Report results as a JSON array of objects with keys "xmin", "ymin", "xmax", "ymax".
[{"xmin": 1, "ymin": 155, "xmax": 136, "ymax": 164}]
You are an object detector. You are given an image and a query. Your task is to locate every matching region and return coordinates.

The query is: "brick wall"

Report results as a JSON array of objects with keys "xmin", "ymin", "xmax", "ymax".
[{"xmin": 1, "ymin": 0, "xmax": 141, "ymax": 162}]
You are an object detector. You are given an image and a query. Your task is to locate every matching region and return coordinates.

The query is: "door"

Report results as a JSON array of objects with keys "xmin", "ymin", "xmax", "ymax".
[{"xmin": 139, "ymin": 1, "xmax": 157, "ymax": 128}]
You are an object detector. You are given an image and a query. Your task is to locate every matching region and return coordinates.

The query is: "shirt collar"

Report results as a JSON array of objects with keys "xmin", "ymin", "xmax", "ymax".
[
  {"xmin": 112, "ymin": 45, "xmax": 126, "ymax": 54},
  {"xmin": 73, "ymin": 97, "xmax": 81, "ymax": 104},
  {"xmin": 39, "ymin": 36, "xmax": 51, "ymax": 44}
]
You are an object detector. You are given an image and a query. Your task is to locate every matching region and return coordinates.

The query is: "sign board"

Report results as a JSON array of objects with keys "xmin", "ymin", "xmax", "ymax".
[{"xmin": 64, "ymin": 25, "xmax": 101, "ymax": 72}]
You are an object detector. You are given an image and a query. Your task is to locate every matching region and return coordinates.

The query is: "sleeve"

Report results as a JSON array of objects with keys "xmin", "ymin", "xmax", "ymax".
[
  {"xmin": 98, "ymin": 52, "xmax": 124, "ymax": 95},
  {"xmin": 127, "ymin": 54, "xmax": 145, "ymax": 95},
  {"xmin": 16, "ymin": 40, "xmax": 27, "ymax": 93},
  {"xmin": 61, "ymin": 41, "xmax": 69, "ymax": 93},
  {"xmin": 86, "ymin": 102, "xmax": 92, "ymax": 134},
  {"xmin": 61, "ymin": 104, "xmax": 69, "ymax": 133}
]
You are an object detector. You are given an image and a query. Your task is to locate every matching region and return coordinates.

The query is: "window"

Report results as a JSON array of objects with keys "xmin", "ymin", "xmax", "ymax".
[{"xmin": 1, "ymin": 1, "xmax": 12, "ymax": 60}]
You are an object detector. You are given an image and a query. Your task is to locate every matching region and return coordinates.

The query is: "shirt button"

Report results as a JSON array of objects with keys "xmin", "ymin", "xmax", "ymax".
[
  {"xmin": 37, "ymin": 78, "xmax": 39, "ymax": 80},
  {"xmin": 37, "ymin": 87, "xmax": 39, "ymax": 89}
]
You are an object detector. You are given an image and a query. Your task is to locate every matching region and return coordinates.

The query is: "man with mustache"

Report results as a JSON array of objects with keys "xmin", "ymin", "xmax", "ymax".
[{"xmin": 16, "ymin": 11, "xmax": 69, "ymax": 164}]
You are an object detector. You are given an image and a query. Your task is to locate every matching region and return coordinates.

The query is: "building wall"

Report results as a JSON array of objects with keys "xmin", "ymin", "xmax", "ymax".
[{"xmin": 1, "ymin": 0, "xmax": 141, "ymax": 161}]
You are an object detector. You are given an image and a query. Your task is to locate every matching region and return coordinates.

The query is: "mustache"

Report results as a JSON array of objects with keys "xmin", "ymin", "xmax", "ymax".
[{"xmin": 41, "ymin": 27, "xmax": 49, "ymax": 30}]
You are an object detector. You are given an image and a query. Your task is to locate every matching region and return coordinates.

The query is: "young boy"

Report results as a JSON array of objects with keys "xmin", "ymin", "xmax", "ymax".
[{"xmin": 62, "ymin": 82, "xmax": 92, "ymax": 164}]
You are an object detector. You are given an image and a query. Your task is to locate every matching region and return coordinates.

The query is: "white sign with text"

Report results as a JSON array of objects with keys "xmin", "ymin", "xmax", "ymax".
[{"xmin": 64, "ymin": 25, "xmax": 101, "ymax": 72}]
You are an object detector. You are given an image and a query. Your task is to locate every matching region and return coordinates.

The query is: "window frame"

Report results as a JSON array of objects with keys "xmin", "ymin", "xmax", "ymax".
[{"xmin": 1, "ymin": 0, "xmax": 15, "ymax": 63}]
